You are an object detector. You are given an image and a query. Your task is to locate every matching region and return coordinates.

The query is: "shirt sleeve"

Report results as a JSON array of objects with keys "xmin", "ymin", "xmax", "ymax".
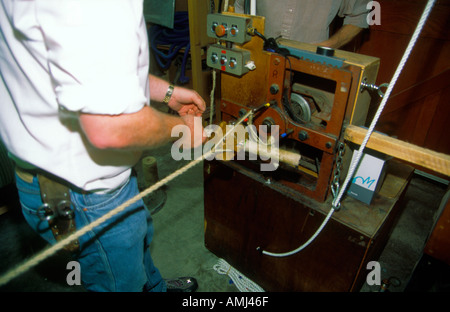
[
  {"xmin": 339, "ymin": 0, "xmax": 371, "ymax": 29},
  {"xmin": 35, "ymin": 0, "xmax": 148, "ymax": 115}
]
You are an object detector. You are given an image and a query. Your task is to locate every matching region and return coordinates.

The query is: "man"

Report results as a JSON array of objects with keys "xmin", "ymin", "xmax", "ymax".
[
  {"xmin": 235, "ymin": 0, "xmax": 371, "ymax": 48},
  {"xmin": 0, "ymin": 1, "xmax": 205, "ymax": 292}
]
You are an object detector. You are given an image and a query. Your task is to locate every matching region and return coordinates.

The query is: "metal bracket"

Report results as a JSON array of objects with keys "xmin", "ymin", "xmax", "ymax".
[{"xmin": 360, "ymin": 78, "xmax": 389, "ymax": 98}]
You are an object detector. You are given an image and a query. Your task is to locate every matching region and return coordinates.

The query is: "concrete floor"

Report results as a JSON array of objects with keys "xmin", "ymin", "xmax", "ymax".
[{"xmin": 0, "ymin": 142, "xmax": 449, "ymax": 293}]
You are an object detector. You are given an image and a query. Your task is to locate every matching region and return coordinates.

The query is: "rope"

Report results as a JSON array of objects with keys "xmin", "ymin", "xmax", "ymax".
[
  {"xmin": 1, "ymin": 0, "xmax": 436, "ymax": 283},
  {"xmin": 0, "ymin": 110, "xmax": 253, "ymax": 287},
  {"xmin": 209, "ymin": 69, "xmax": 217, "ymax": 125},
  {"xmin": 332, "ymin": 0, "xmax": 436, "ymax": 208},
  {"xmin": 213, "ymin": 258, "xmax": 264, "ymax": 292},
  {"xmin": 261, "ymin": 0, "xmax": 436, "ymax": 258},
  {"xmin": 261, "ymin": 206, "xmax": 335, "ymax": 257}
]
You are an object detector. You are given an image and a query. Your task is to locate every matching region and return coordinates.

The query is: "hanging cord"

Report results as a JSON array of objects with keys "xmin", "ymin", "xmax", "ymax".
[
  {"xmin": 261, "ymin": 0, "xmax": 436, "ymax": 258},
  {"xmin": 0, "ymin": 110, "xmax": 253, "ymax": 287},
  {"xmin": 213, "ymin": 258, "xmax": 264, "ymax": 292},
  {"xmin": 209, "ymin": 69, "xmax": 216, "ymax": 125}
]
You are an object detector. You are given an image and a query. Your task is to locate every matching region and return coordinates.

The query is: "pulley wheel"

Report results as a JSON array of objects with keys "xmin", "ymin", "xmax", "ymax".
[{"xmin": 290, "ymin": 93, "xmax": 311, "ymax": 123}]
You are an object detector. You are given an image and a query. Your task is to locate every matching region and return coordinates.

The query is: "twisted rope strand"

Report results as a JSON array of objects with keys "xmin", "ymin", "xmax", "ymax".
[
  {"xmin": 0, "ymin": 110, "xmax": 252, "ymax": 287},
  {"xmin": 332, "ymin": 0, "xmax": 436, "ymax": 208}
]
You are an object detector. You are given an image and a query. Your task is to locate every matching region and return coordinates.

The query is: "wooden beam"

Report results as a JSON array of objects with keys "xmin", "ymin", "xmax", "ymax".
[{"xmin": 344, "ymin": 125, "xmax": 450, "ymax": 176}]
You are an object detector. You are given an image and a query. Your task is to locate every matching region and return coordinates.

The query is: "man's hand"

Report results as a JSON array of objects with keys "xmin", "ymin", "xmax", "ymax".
[
  {"xmin": 180, "ymin": 114, "xmax": 207, "ymax": 149},
  {"xmin": 167, "ymin": 86, "xmax": 207, "ymax": 148},
  {"xmin": 168, "ymin": 86, "xmax": 206, "ymax": 117},
  {"xmin": 316, "ymin": 24, "xmax": 362, "ymax": 49}
]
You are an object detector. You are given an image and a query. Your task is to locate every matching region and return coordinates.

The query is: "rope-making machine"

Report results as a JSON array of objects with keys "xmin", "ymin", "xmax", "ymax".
[{"xmin": 203, "ymin": 11, "xmax": 417, "ymax": 292}]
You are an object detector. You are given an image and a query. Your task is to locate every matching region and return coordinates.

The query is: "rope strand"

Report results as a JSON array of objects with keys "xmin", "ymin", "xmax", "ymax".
[
  {"xmin": 261, "ymin": 0, "xmax": 436, "ymax": 258},
  {"xmin": 0, "ymin": 110, "xmax": 253, "ymax": 287},
  {"xmin": 332, "ymin": 0, "xmax": 436, "ymax": 208},
  {"xmin": 1, "ymin": 0, "xmax": 436, "ymax": 283},
  {"xmin": 213, "ymin": 258, "xmax": 264, "ymax": 292}
]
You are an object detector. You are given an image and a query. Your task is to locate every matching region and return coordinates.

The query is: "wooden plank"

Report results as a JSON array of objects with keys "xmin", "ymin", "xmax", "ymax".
[{"xmin": 344, "ymin": 125, "xmax": 450, "ymax": 176}]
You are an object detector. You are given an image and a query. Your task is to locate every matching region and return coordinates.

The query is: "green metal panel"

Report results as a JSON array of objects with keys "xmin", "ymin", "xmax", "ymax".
[{"xmin": 144, "ymin": 0, "xmax": 176, "ymax": 28}]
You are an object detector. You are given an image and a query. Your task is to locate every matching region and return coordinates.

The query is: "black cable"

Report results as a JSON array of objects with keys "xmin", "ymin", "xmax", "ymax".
[{"xmin": 244, "ymin": 0, "xmax": 250, "ymax": 14}]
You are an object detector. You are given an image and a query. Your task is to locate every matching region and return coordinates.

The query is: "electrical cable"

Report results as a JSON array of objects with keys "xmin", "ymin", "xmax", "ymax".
[
  {"xmin": 244, "ymin": 0, "xmax": 250, "ymax": 14},
  {"xmin": 213, "ymin": 258, "xmax": 265, "ymax": 292},
  {"xmin": 260, "ymin": 0, "xmax": 436, "ymax": 258},
  {"xmin": 149, "ymin": 11, "xmax": 191, "ymax": 84}
]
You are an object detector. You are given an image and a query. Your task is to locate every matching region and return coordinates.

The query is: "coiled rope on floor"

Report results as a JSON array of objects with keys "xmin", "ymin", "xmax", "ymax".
[
  {"xmin": 213, "ymin": 258, "xmax": 264, "ymax": 292},
  {"xmin": 0, "ymin": 110, "xmax": 253, "ymax": 287}
]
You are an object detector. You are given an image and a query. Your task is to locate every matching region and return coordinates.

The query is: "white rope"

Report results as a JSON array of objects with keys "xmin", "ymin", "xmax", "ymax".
[
  {"xmin": 261, "ymin": 0, "xmax": 436, "ymax": 258},
  {"xmin": 1, "ymin": 0, "xmax": 436, "ymax": 283},
  {"xmin": 0, "ymin": 110, "xmax": 253, "ymax": 287},
  {"xmin": 213, "ymin": 258, "xmax": 264, "ymax": 292},
  {"xmin": 209, "ymin": 69, "xmax": 216, "ymax": 125},
  {"xmin": 261, "ymin": 205, "xmax": 335, "ymax": 257},
  {"xmin": 223, "ymin": 0, "xmax": 229, "ymax": 13},
  {"xmin": 332, "ymin": 0, "xmax": 436, "ymax": 208}
]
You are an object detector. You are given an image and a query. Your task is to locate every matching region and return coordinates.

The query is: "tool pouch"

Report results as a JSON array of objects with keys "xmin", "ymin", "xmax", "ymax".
[{"xmin": 38, "ymin": 174, "xmax": 80, "ymax": 252}]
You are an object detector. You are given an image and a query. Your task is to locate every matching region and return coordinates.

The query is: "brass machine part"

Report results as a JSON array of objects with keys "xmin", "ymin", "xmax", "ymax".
[{"xmin": 211, "ymin": 120, "xmax": 302, "ymax": 169}]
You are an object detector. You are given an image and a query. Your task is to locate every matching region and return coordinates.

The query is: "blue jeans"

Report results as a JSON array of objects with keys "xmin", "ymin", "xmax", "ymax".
[{"xmin": 15, "ymin": 171, "xmax": 166, "ymax": 292}]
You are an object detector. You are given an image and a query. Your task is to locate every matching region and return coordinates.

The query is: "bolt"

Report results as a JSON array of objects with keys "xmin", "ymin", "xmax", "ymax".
[{"xmin": 298, "ymin": 130, "xmax": 308, "ymax": 141}]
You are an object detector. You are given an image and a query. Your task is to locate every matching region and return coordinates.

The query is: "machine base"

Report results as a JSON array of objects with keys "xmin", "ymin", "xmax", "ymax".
[{"xmin": 204, "ymin": 160, "xmax": 413, "ymax": 291}]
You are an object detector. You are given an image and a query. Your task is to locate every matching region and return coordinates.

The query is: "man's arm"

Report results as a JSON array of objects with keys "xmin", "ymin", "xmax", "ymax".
[
  {"xmin": 79, "ymin": 105, "xmax": 189, "ymax": 150},
  {"xmin": 149, "ymin": 74, "xmax": 205, "ymax": 117},
  {"xmin": 80, "ymin": 75, "xmax": 206, "ymax": 151},
  {"xmin": 317, "ymin": 24, "xmax": 363, "ymax": 48}
]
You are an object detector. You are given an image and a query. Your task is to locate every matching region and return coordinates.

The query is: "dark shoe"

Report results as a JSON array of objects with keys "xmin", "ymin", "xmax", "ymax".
[{"xmin": 165, "ymin": 277, "xmax": 198, "ymax": 292}]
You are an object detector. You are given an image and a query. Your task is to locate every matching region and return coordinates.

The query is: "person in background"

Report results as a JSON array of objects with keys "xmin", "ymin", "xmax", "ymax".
[
  {"xmin": 0, "ymin": 0, "xmax": 205, "ymax": 292},
  {"xmin": 234, "ymin": 0, "xmax": 371, "ymax": 48}
]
